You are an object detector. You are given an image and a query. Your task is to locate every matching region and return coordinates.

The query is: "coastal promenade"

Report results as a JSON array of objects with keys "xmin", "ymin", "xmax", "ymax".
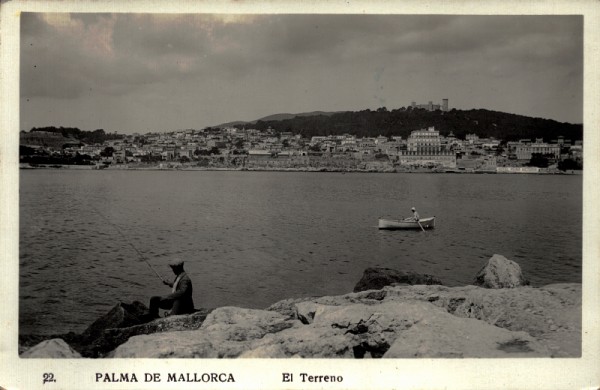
[{"xmin": 18, "ymin": 162, "xmax": 581, "ymax": 175}]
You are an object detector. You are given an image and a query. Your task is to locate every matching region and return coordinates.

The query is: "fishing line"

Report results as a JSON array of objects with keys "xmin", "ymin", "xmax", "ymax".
[{"xmin": 89, "ymin": 205, "xmax": 165, "ymax": 282}]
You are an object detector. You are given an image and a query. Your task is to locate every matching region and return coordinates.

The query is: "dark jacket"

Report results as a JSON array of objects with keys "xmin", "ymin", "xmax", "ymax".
[{"xmin": 164, "ymin": 272, "xmax": 194, "ymax": 315}]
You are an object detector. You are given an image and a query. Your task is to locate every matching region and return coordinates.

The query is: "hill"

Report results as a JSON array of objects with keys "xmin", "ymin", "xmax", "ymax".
[
  {"xmin": 257, "ymin": 111, "xmax": 344, "ymax": 122},
  {"xmin": 217, "ymin": 111, "xmax": 343, "ymax": 128},
  {"xmin": 20, "ymin": 131, "xmax": 81, "ymax": 149},
  {"xmin": 233, "ymin": 108, "xmax": 583, "ymax": 142},
  {"xmin": 20, "ymin": 127, "xmax": 123, "ymax": 147}
]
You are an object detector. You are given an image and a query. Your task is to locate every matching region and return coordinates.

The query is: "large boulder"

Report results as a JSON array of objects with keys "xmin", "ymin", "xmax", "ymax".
[
  {"xmin": 20, "ymin": 302, "xmax": 148, "ymax": 357},
  {"xmin": 378, "ymin": 283, "xmax": 581, "ymax": 357},
  {"xmin": 80, "ymin": 301, "xmax": 148, "ymax": 343},
  {"xmin": 267, "ymin": 289, "xmax": 389, "ymax": 319},
  {"xmin": 353, "ymin": 267, "xmax": 442, "ymax": 292},
  {"xmin": 383, "ymin": 311, "xmax": 548, "ymax": 358},
  {"xmin": 473, "ymin": 254, "xmax": 529, "ymax": 288},
  {"xmin": 113, "ymin": 307, "xmax": 298, "ymax": 358},
  {"xmin": 85, "ymin": 308, "xmax": 212, "ymax": 357},
  {"xmin": 21, "ymin": 338, "xmax": 82, "ymax": 358},
  {"xmin": 20, "ymin": 302, "xmax": 213, "ymax": 358},
  {"xmin": 270, "ymin": 282, "xmax": 581, "ymax": 357},
  {"xmin": 19, "ymin": 332, "xmax": 80, "ymax": 355}
]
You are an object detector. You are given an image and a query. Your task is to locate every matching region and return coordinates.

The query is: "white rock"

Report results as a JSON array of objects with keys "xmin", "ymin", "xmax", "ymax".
[
  {"xmin": 384, "ymin": 313, "xmax": 549, "ymax": 358},
  {"xmin": 21, "ymin": 339, "xmax": 81, "ymax": 358},
  {"xmin": 239, "ymin": 345, "xmax": 289, "ymax": 358},
  {"xmin": 114, "ymin": 307, "xmax": 298, "ymax": 358},
  {"xmin": 473, "ymin": 254, "xmax": 528, "ymax": 288}
]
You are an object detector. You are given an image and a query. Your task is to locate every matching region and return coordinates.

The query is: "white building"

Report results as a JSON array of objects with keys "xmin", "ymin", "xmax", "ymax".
[
  {"xmin": 515, "ymin": 139, "xmax": 561, "ymax": 160},
  {"xmin": 398, "ymin": 127, "xmax": 456, "ymax": 167}
]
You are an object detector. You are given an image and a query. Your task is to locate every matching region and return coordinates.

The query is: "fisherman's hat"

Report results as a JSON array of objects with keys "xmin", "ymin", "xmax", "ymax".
[
  {"xmin": 411, "ymin": 207, "xmax": 416, "ymax": 211},
  {"xmin": 168, "ymin": 258, "xmax": 184, "ymax": 267}
]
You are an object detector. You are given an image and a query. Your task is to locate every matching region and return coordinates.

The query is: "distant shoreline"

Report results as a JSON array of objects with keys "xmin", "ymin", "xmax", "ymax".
[{"xmin": 19, "ymin": 164, "xmax": 583, "ymax": 175}]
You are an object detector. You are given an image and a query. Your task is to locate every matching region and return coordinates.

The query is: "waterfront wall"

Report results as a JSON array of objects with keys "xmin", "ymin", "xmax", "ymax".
[{"xmin": 497, "ymin": 166, "xmax": 541, "ymax": 174}]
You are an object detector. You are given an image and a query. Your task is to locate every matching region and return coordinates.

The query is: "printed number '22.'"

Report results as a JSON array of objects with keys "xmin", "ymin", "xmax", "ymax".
[{"xmin": 43, "ymin": 373, "xmax": 56, "ymax": 384}]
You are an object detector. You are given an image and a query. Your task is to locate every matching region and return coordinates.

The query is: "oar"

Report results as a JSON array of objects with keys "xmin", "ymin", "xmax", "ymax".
[{"xmin": 417, "ymin": 220, "xmax": 426, "ymax": 232}]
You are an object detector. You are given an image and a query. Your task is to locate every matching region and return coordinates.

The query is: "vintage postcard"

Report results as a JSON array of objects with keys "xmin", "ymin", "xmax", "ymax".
[{"xmin": 1, "ymin": 0, "xmax": 599, "ymax": 389}]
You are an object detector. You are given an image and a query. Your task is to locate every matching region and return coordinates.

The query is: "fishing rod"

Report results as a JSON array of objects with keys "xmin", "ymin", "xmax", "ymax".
[{"xmin": 90, "ymin": 206, "xmax": 166, "ymax": 283}]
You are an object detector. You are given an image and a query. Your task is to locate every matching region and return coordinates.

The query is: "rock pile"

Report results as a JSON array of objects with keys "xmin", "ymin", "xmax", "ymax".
[
  {"xmin": 21, "ymin": 338, "xmax": 82, "ymax": 358},
  {"xmin": 20, "ymin": 254, "xmax": 581, "ymax": 358},
  {"xmin": 19, "ymin": 303, "xmax": 212, "ymax": 358},
  {"xmin": 353, "ymin": 267, "xmax": 443, "ymax": 292}
]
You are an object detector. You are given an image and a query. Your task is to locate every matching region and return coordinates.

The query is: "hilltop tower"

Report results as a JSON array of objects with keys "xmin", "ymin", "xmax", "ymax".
[{"xmin": 410, "ymin": 99, "xmax": 448, "ymax": 111}]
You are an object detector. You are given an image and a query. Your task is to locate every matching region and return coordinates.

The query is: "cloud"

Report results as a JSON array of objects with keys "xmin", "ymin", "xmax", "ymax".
[
  {"xmin": 21, "ymin": 13, "xmax": 120, "ymax": 98},
  {"xmin": 20, "ymin": 13, "xmax": 583, "ymax": 131}
]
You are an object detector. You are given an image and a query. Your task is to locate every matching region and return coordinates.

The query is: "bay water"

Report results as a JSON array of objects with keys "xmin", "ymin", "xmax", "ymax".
[{"xmin": 19, "ymin": 170, "xmax": 582, "ymax": 335}]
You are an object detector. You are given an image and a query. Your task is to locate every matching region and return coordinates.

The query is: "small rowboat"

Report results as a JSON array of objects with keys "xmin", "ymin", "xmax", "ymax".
[{"xmin": 378, "ymin": 216, "xmax": 436, "ymax": 230}]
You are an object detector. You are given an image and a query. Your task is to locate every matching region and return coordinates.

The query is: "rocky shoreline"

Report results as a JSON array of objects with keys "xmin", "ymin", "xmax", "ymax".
[{"xmin": 20, "ymin": 255, "xmax": 581, "ymax": 358}]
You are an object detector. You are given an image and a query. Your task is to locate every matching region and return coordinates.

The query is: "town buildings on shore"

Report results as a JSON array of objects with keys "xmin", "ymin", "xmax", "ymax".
[{"xmin": 20, "ymin": 124, "xmax": 583, "ymax": 172}]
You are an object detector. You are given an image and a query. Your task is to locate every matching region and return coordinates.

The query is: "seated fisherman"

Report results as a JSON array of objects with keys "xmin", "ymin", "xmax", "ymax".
[{"xmin": 148, "ymin": 258, "xmax": 195, "ymax": 319}]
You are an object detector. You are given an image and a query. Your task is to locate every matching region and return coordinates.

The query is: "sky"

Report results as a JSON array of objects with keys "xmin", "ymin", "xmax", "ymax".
[{"xmin": 20, "ymin": 13, "xmax": 583, "ymax": 134}]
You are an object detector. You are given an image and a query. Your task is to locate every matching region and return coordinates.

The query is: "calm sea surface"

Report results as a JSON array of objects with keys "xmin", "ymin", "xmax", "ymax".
[{"xmin": 19, "ymin": 170, "xmax": 582, "ymax": 335}]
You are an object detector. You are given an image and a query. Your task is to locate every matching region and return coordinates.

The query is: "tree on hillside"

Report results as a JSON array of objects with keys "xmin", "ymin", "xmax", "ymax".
[
  {"xmin": 100, "ymin": 146, "xmax": 114, "ymax": 157},
  {"xmin": 233, "ymin": 139, "xmax": 245, "ymax": 149},
  {"xmin": 495, "ymin": 144, "xmax": 506, "ymax": 156},
  {"xmin": 244, "ymin": 108, "xmax": 582, "ymax": 142},
  {"xmin": 82, "ymin": 129, "xmax": 106, "ymax": 144},
  {"xmin": 134, "ymin": 136, "xmax": 148, "ymax": 145},
  {"xmin": 557, "ymin": 158, "xmax": 582, "ymax": 171},
  {"xmin": 527, "ymin": 153, "xmax": 551, "ymax": 168},
  {"xmin": 73, "ymin": 153, "xmax": 93, "ymax": 165},
  {"xmin": 20, "ymin": 145, "xmax": 37, "ymax": 156}
]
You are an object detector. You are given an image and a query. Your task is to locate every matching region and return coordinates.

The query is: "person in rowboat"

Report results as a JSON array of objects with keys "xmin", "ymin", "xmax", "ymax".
[
  {"xmin": 410, "ymin": 207, "xmax": 420, "ymax": 221},
  {"xmin": 147, "ymin": 258, "xmax": 195, "ymax": 319}
]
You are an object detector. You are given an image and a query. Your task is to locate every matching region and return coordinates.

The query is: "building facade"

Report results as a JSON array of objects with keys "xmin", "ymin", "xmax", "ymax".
[
  {"xmin": 410, "ymin": 98, "xmax": 449, "ymax": 112},
  {"xmin": 515, "ymin": 140, "xmax": 561, "ymax": 161},
  {"xmin": 397, "ymin": 126, "xmax": 456, "ymax": 167}
]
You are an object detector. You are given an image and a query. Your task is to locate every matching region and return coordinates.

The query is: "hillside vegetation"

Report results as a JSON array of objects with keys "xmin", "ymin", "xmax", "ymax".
[
  {"xmin": 21, "ymin": 109, "xmax": 583, "ymax": 145},
  {"xmin": 218, "ymin": 111, "xmax": 341, "ymax": 128},
  {"xmin": 236, "ymin": 108, "xmax": 583, "ymax": 142},
  {"xmin": 21, "ymin": 127, "xmax": 123, "ymax": 147}
]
